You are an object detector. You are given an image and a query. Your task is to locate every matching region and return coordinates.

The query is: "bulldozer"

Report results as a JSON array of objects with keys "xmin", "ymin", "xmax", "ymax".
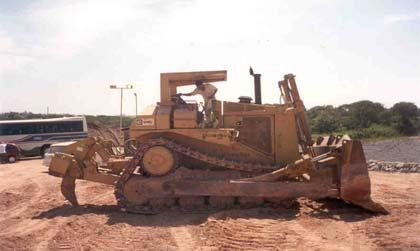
[{"xmin": 48, "ymin": 69, "xmax": 387, "ymax": 214}]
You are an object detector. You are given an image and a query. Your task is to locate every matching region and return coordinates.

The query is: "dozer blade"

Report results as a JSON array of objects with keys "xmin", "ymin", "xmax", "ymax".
[
  {"xmin": 340, "ymin": 140, "xmax": 388, "ymax": 214},
  {"xmin": 61, "ymin": 169, "xmax": 79, "ymax": 206}
]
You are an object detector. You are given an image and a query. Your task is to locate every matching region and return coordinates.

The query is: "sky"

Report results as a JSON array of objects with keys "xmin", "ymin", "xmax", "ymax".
[{"xmin": 0, "ymin": 0, "xmax": 419, "ymax": 116}]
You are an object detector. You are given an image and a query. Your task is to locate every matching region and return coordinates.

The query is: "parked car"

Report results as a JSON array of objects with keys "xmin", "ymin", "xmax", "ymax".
[
  {"xmin": 42, "ymin": 141, "xmax": 75, "ymax": 167},
  {"xmin": 0, "ymin": 143, "xmax": 21, "ymax": 163}
]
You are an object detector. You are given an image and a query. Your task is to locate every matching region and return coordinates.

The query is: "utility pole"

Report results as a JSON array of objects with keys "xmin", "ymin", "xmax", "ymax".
[
  {"xmin": 110, "ymin": 84, "xmax": 133, "ymax": 144},
  {"xmin": 134, "ymin": 93, "xmax": 138, "ymax": 116}
]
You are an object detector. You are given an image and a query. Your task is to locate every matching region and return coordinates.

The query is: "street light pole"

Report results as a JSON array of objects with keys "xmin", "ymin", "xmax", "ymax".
[
  {"xmin": 110, "ymin": 84, "xmax": 133, "ymax": 144},
  {"xmin": 120, "ymin": 88, "xmax": 123, "ymax": 131},
  {"xmin": 134, "ymin": 93, "xmax": 138, "ymax": 116}
]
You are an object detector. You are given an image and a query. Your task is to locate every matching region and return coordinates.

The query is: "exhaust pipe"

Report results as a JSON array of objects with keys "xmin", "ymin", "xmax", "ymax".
[{"xmin": 249, "ymin": 67, "xmax": 262, "ymax": 104}]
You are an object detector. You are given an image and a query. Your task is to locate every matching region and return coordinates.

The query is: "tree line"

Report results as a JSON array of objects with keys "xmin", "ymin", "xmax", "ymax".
[
  {"xmin": 307, "ymin": 101, "xmax": 419, "ymax": 138},
  {"xmin": 1, "ymin": 100, "xmax": 419, "ymax": 139},
  {"xmin": 0, "ymin": 112, "xmax": 132, "ymax": 128}
]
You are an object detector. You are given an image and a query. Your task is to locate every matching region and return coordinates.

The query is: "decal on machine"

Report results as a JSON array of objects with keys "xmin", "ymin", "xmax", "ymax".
[{"xmin": 137, "ymin": 118, "xmax": 155, "ymax": 126}]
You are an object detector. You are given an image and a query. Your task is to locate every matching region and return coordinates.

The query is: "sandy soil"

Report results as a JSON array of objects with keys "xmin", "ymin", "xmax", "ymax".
[{"xmin": 0, "ymin": 159, "xmax": 419, "ymax": 250}]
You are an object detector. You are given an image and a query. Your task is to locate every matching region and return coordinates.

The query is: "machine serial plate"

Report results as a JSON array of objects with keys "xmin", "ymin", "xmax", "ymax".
[{"xmin": 137, "ymin": 118, "xmax": 155, "ymax": 126}]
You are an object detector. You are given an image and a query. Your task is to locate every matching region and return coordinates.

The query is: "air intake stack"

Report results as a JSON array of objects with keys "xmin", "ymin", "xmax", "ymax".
[{"xmin": 249, "ymin": 67, "xmax": 262, "ymax": 104}]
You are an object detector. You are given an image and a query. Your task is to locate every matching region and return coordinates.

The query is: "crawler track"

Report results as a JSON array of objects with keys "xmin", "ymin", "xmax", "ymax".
[{"xmin": 114, "ymin": 138, "xmax": 286, "ymax": 213}]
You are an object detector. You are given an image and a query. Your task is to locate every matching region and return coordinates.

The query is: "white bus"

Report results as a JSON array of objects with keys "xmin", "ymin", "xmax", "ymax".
[{"xmin": 0, "ymin": 117, "xmax": 88, "ymax": 157}]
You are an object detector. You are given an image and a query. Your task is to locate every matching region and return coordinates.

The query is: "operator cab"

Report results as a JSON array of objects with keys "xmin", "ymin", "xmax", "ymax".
[{"xmin": 170, "ymin": 94, "xmax": 204, "ymax": 128}]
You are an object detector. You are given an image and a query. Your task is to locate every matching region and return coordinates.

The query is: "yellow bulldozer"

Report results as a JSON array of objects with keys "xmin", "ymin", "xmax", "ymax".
[{"xmin": 48, "ymin": 69, "xmax": 387, "ymax": 214}]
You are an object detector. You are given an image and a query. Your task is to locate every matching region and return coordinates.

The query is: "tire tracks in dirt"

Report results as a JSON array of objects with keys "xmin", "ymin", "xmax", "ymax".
[
  {"xmin": 171, "ymin": 226, "xmax": 196, "ymax": 251},
  {"xmin": 0, "ymin": 179, "xmax": 44, "ymax": 234},
  {"xmin": 195, "ymin": 206, "xmax": 378, "ymax": 251},
  {"xmin": 2, "ymin": 159, "xmax": 420, "ymax": 250},
  {"xmin": 48, "ymin": 214, "xmax": 177, "ymax": 251},
  {"xmin": 195, "ymin": 209, "xmax": 303, "ymax": 250}
]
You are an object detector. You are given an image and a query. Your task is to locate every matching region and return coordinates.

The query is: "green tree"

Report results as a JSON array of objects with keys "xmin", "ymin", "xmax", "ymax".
[
  {"xmin": 345, "ymin": 100, "xmax": 385, "ymax": 128},
  {"xmin": 391, "ymin": 102, "xmax": 419, "ymax": 135},
  {"xmin": 2, "ymin": 112, "xmax": 24, "ymax": 120},
  {"xmin": 307, "ymin": 106, "xmax": 340, "ymax": 133}
]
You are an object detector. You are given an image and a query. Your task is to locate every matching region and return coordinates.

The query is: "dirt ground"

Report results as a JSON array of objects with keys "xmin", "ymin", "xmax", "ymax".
[{"xmin": 0, "ymin": 159, "xmax": 419, "ymax": 250}]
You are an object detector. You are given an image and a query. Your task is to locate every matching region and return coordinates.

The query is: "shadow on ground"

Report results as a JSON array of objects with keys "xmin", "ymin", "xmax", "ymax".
[{"xmin": 33, "ymin": 198, "xmax": 377, "ymax": 227}]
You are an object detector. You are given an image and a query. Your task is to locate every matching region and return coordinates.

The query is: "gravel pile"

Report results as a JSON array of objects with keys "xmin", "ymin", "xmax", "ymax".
[
  {"xmin": 362, "ymin": 136, "xmax": 420, "ymax": 173},
  {"xmin": 363, "ymin": 136, "xmax": 420, "ymax": 173},
  {"xmin": 368, "ymin": 160, "xmax": 420, "ymax": 173},
  {"xmin": 363, "ymin": 136, "xmax": 420, "ymax": 163}
]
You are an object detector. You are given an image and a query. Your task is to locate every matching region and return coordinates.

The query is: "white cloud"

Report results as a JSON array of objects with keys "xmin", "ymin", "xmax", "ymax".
[
  {"xmin": 383, "ymin": 12, "xmax": 420, "ymax": 24},
  {"xmin": 28, "ymin": 0, "xmax": 139, "ymax": 59},
  {"xmin": 0, "ymin": 29, "xmax": 35, "ymax": 76},
  {"xmin": 1, "ymin": 0, "xmax": 419, "ymax": 115},
  {"xmin": 0, "ymin": 0, "xmax": 141, "ymax": 78}
]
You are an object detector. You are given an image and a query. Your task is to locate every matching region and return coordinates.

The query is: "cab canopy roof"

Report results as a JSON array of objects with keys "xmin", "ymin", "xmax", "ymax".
[{"xmin": 160, "ymin": 70, "xmax": 227, "ymax": 105}]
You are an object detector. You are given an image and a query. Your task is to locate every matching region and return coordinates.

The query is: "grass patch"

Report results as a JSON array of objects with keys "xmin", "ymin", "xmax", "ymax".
[{"xmin": 312, "ymin": 124, "xmax": 401, "ymax": 140}]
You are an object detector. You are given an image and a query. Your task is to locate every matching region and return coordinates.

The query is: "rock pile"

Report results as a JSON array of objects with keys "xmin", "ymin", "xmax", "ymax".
[
  {"xmin": 363, "ymin": 137, "xmax": 420, "ymax": 163},
  {"xmin": 368, "ymin": 160, "xmax": 420, "ymax": 173}
]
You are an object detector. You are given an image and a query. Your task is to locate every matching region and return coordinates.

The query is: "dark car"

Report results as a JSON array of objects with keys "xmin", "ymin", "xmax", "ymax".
[{"xmin": 0, "ymin": 143, "xmax": 21, "ymax": 163}]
